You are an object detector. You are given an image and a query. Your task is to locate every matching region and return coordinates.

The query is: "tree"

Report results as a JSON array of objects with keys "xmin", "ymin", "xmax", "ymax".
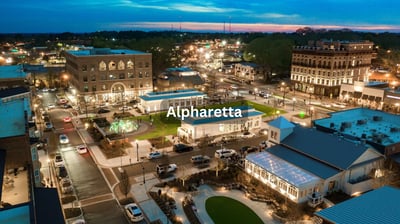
[{"xmin": 243, "ymin": 35, "xmax": 294, "ymax": 83}]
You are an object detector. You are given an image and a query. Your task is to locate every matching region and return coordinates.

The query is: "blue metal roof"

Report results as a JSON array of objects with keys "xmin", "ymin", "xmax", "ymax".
[
  {"xmin": 246, "ymin": 152, "xmax": 321, "ymax": 188},
  {"xmin": 140, "ymin": 89, "xmax": 205, "ymax": 101},
  {"xmin": 267, "ymin": 145, "xmax": 341, "ymax": 179},
  {"xmin": 269, "ymin": 116, "xmax": 296, "ymax": 129},
  {"xmin": 67, "ymin": 48, "xmax": 147, "ymax": 56},
  {"xmin": 282, "ymin": 126, "xmax": 369, "ymax": 170},
  {"xmin": 0, "ymin": 65, "xmax": 26, "ymax": 79},
  {"xmin": 183, "ymin": 110, "xmax": 263, "ymax": 125},
  {"xmin": 315, "ymin": 186, "xmax": 400, "ymax": 224}
]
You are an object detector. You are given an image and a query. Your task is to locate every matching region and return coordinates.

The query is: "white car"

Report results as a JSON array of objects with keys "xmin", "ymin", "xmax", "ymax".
[
  {"xmin": 214, "ymin": 149, "xmax": 237, "ymax": 159},
  {"xmin": 125, "ymin": 203, "xmax": 144, "ymax": 222},
  {"xmin": 47, "ymin": 104, "xmax": 56, "ymax": 110},
  {"xmin": 59, "ymin": 134, "xmax": 69, "ymax": 144},
  {"xmin": 76, "ymin": 145, "xmax": 88, "ymax": 154},
  {"xmin": 119, "ymin": 105, "xmax": 133, "ymax": 111},
  {"xmin": 238, "ymin": 131, "xmax": 256, "ymax": 138},
  {"xmin": 147, "ymin": 151, "xmax": 163, "ymax": 159},
  {"xmin": 60, "ymin": 178, "xmax": 73, "ymax": 194},
  {"xmin": 156, "ymin": 164, "xmax": 177, "ymax": 175},
  {"xmin": 54, "ymin": 153, "xmax": 64, "ymax": 167}
]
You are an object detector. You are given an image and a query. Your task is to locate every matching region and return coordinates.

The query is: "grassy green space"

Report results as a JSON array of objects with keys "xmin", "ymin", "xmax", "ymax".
[
  {"xmin": 205, "ymin": 196, "xmax": 264, "ymax": 224},
  {"xmin": 134, "ymin": 111, "xmax": 181, "ymax": 140}
]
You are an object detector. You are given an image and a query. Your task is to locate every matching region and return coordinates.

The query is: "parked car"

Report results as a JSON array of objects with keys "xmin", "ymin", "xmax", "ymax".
[
  {"xmin": 260, "ymin": 141, "xmax": 268, "ymax": 148},
  {"xmin": 62, "ymin": 104, "xmax": 73, "ymax": 109},
  {"xmin": 241, "ymin": 146, "xmax": 259, "ymax": 154},
  {"xmin": 54, "ymin": 153, "xmax": 64, "ymax": 167},
  {"xmin": 331, "ymin": 102, "xmax": 347, "ymax": 108},
  {"xmin": 215, "ymin": 149, "xmax": 237, "ymax": 159},
  {"xmin": 119, "ymin": 105, "xmax": 133, "ymax": 111},
  {"xmin": 56, "ymin": 166, "xmax": 68, "ymax": 179},
  {"xmin": 173, "ymin": 144, "xmax": 193, "ymax": 153},
  {"xmin": 238, "ymin": 131, "xmax": 255, "ymax": 138},
  {"xmin": 125, "ymin": 203, "xmax": 144, "ymax": 222},
  {"xmin": 63, "ymin": 116, "xmax": 72, "ymax": 123},
  {"xmin": 97, "ymin": 108, "xmax": 111, "ymax": 114},
  {"xmin": 191, "ymin": 155, "xmax": 210, "ymax": 164},
  {"xmin": 47, "ymin": 104, "xmax": 56, "ymax": 110},
  {"xmin": 147, "ymin": 151, "xmax": 163, "ymax": 159},
  {"xmin": 60, "ymin": 178, "xmax": 73, "ymax": 194},
  {"xmin": 44, "ymin": 122, "xmax": 53, "ymax": 131},
  {"xmin": 59, "ymin": 134, "xmax": 69, "ymax": 144},
  {"xmin": 76, "ymin": 145, "xmax": 88, "ymax": 154},
  {"xmin": 156, "ymin": 164, "xmax": 177, "ymax": 175}
]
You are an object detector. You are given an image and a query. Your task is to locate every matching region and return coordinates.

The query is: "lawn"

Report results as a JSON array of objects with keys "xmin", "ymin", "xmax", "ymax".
[
  {"xmin": 206, "ymin": 100, "xmax": 285, "ymax": 117},
  {"xmin": 205, "ymin": 196, "xmax": 264, "ymax": 224},
  {"xmin": 134, "ymin": 112, "xmax": 181, "ymax": 140}
]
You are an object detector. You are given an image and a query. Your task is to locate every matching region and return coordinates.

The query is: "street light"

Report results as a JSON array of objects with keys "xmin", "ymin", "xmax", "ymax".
[
  {"xmin": 281, "ymin": 82, "xmax": 286, "ymax": 106},
  {"xmin": 136, "ymin": 140, "xmax": 139, "ymax": 162},
  {"xmin": 254, "ymin": 88, "xmax": 258, "ymax": 100},
  {"xmin": 292, "ymin": 98, "xmax": 296, "ymax": 111},
  {"xmin": 310, "ymin": 106, "xmax": 314, "ymax": 127},
  {"xmin": 308, "ymin": 86, "xmax": 314, "ymax": 105}
]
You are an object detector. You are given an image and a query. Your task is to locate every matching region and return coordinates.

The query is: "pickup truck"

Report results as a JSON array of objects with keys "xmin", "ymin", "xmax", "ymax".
[{"xmin": 156, "ymin": 164, "xmax": 177, "ymax": 175}]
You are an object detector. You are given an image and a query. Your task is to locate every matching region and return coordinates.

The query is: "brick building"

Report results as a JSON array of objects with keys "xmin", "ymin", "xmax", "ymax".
[
  {"xmin": 290, "ymin": 40, "xmax": 375, "ymax": 98},
  {"xmin": 64, "ymin": 48, "xmax": 153, "ymax": 105}
]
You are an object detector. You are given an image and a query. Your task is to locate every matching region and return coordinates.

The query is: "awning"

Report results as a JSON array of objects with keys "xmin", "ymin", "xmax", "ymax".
[
  {"xmin": 353, "ymin": 92, "xmax": 362, "ymax": 98},
  {"xmin": 368, "ymin": 95, "xmax": 375, "ymax": 101},
  {"xmin": 362, "ymin": 94, "xmax": 369, "ymax": 99},
  {"xmin": 375, "ymin": 97, "xmax": 382, "ymax": 102}
]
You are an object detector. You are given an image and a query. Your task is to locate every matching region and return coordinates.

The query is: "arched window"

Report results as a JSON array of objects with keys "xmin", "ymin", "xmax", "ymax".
[
  {"xmin": 99, "ymin": 61, "xmax": 106, "ymax": 71},
  {"xmin": 127, "ymin": 60, "xmax": 134, "ymax": 69},
  {"xmin": 118, "ymin": 60, "xmax": 125, "ymax": 70},
  {"xmin": 109, "ymin": 61, "xmax": 116, "ymax": 70}
]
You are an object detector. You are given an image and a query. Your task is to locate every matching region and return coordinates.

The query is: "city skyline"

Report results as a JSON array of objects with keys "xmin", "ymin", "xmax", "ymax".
[{"xmin": 1, "ymin": 0, "xmax": 400, "ymax": 33}]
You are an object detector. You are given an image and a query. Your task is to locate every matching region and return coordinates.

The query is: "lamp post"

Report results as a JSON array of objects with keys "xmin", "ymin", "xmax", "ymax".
[
  {"xmin": 254, "ymin": 88, "xmax": 258, "ymax": 100},
  {"xmin": 136, "ymin": 140, "xmax": 139, "ymax": 162},
  {"xmin": 292, "ymin": 98, "xmax": 296, "ymax": 111},
  {"xmin": 310, "ymin": 106, "xmax": 314, "ymax": 127},
  {"xmin": 141, "ymin": 162, "xmax": 146, "ymax": 184},
  {"xmin": 308, "ymin": 86, "xmax": 314, "ymax": 105},
  {"xmin": 281, "ymin": 82, "xmax": 286, "ymax": 106}
]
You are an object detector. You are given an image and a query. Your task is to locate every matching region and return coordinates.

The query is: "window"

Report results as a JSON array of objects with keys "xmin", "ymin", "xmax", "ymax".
[
  {"xmin": 109, "ymin": 61, "xmax": 116, "ymax": 70},
  {"xmin": 139, "ymin": 83, "xmax": 143, "ymax": 88},
  {"xmin": 91, "ymin": 75, "xmax": 96, "ymax": 82},
  {"xmin": 288, "ymin": 186, "xmax": 297, "ymax": 197},
  {"xmin": 90, "ymin": 65, "xmax": 95, "ymax": 71},
  {"xmin": 127, "ymin": 60, "xmax": 134, "ymax": 69},
  {"xmin": 92, "ymin": 85, "xmax": 96, "ymax": 92},
  {"xmin": 101, "ymin": 84, "xmax": 107, "ymax": 90},
  {"xmin": 145, "ymin": 71, "xmax": 149, "ymax": 77},
  {"xmin": 129, "ymin": 84, "xmax": 135, "ymax": 88},
  {"xmin": 81, "ymin": 65, "xmax": 87, "ymax": 71},
  {"xmin": 145, "ymin": 62, "xmax": 149, "ymax": 68},
  {"xmin": 99, "ymin": 61, "xmax": 106, "ymax": 71},
  {"xmin": 119, "ymin": 73, "xmax": 125, "ymax": 79},
  {"xmin": 109, "ymin": 74, "xmax": 116, "ymax": 80},
  {"xmin": 118, "ymin": 60, "xmax": 125, "ymax": 70},
  {"xmin": 145, "ymin": 82, "xmax": 150, "ymax": 87},
  {"xmin": 100, "ymin": 74, "xmax": 107, "ymax": 80},
  {"xmin": 128, "ymin": 72, "xmax": 134, "ymax": 78},
  {"xmin": 84, "ymin": 85, "xmax": 89, "ymax": 92},
  {"xmin": 138, "ymin": 62, "xmax": 143, "ymax": 68},
  {"xmin": 139, "ymin": 72, "xmax": 143, "ymax": 78},
  {"xmin": 83, "ymin": 75, "xmax": 88, "ymax": 82}
]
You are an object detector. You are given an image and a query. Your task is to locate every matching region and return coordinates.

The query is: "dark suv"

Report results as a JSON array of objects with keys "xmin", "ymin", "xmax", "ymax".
[{"xmin": 173, "ymin": 144, "xmax": 193, "ymax": 153}]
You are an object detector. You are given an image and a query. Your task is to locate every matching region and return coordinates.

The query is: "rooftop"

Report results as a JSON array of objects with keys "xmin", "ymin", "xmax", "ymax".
[
  {"xmin": 282, "ymin": 125, "xmax": 370, "ymax": 170},
  {"xmin": 314, "ymin": 108, "xmax": 400, "ymax": 147},
  {"xmin": 246, "ymin": 152, "xmax": 321, "ymax": 188},
  {"xmin": 140, "ymin": 89, "xmax": 206, "ymax": 101},
  {"xmin": 315, "ymin": 186, "xmax": 400, "ymax": 224},
  {"xmin": 66, "ymin": 48, "xmax": 148, "ymax": 56},
  {"xmin": 0, "ymin": 65, "xmax": 26, "ymax": 79}
]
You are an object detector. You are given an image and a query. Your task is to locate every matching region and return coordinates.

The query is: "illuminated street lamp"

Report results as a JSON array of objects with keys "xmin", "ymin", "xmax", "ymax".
[{"xmin": 254, "ymin": 88, "xmax": 258, "ymax": 100}]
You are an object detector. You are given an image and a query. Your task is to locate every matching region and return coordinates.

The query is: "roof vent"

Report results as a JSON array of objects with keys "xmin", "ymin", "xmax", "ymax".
[{"xmin": 372, "ymin": 116, "xmax": 382, "ymax": 121}]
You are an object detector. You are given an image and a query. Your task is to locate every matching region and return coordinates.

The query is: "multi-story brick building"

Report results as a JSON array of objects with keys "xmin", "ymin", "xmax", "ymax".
[
  {"xmin": 233, "ymin": 62, "xmax": 264, "ymax": 83},
  {"xmin": 64, "ymin": 48, "xmax": 153, "ymax": 104},
  {"xmin": 290, "ymin": 40, "xmax": 375, "ymax": 98}
]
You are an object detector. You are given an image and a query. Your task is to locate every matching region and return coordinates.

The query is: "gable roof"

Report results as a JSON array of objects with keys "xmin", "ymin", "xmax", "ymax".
[
  {"xmin": 268, "ymin": 116, "xmax": 295, "ymax": 129},
  {"xmin": 281, "ymin": 125, "xmax": 370, "ymax": 170},
  {"xmin": 315, "ymin": 186, "xmax": 400, "ymax": 224},
  {"xmin": 267, "ymin": 145, "xmax": 341, "ymax": 179}
]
